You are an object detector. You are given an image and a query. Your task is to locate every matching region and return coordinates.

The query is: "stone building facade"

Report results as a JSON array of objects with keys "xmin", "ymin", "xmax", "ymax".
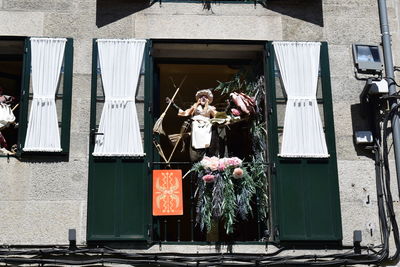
[{"xmin": 0, "ymin": 0, "xmax": 399, "ymax": 260}]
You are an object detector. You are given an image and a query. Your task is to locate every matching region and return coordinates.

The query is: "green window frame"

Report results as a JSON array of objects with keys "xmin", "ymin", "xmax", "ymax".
[{"xmin": 16, "ymin": 37, "xmax": 74, "ymax": 158}]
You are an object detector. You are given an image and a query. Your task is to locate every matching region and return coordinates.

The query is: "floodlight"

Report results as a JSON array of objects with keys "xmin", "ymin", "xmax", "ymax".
[
  {"xmin": 352, "ymin": 44, "xmax": 383, "ymax": 74},
  {"xmin": 354, "ymin": 131, "xmax": 373, "ymax": 144}
]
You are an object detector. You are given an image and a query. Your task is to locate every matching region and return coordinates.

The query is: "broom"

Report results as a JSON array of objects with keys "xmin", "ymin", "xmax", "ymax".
[
  {"xmin": 153, "ymin": 76, "xmax": 187, "ymax": 135},
  {"xmin": 167, "ymin": 119, "xmax": 191, "ymax": 163},
  {"xmin": 12, "ymin": 103, "xmax": 19, "ymax": 112}
]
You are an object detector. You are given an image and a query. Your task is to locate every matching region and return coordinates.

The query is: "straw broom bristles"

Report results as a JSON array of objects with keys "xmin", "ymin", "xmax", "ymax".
[{"xmin": 153, "ymin": 76, "xmax": 187, "ymax": 135}]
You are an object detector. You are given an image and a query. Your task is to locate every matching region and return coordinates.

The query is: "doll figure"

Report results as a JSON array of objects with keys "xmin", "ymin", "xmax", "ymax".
[
  {"xmin": 0, "ymin": 86, "xmax": 16, "ymax": 152},
  {"xmin": 168, "ymin": 89, "xmax": 218, "ymax": 161}
]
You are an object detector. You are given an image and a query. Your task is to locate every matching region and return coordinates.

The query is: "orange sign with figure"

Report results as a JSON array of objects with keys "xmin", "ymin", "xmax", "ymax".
[{"xmin": 152, "ymin": 170, "xmax": 183, "ymax": 216}]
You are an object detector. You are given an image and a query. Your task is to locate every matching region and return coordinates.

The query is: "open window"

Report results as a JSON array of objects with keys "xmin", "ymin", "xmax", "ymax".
[
  {"xmin": 87, "ymin": 39, "xmax": 341, "ymax": 246},
  {"xmin": 151, "ymin": 42, "xmax": 269, "ymax": 242},
  {"xmin": 0, "ymin": 38, "xmax": 24, "ymax": 156},
  {"xmin": 0, "ymin": 37, "xmax": 73, "ymax": 158}
]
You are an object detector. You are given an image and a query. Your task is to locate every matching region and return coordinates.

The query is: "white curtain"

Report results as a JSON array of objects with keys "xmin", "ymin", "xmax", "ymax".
[
  {"xmin": 93, "ymin": 39, "xmax": 146, "ymax": 157},
  {"xmin": 274, "ymin": 41, "xmax": 329, "ymax": 158},
  {"xmin": 23, "ymin": 38, "xmax": 66, "ymax": 152}
]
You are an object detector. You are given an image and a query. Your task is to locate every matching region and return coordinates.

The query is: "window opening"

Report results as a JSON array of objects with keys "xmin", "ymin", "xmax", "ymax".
[
  {"xmin": 0, "ymin": 39, "xmax": 24, "ymax": 155},
  {"xmin": 0, "ymin": 37, "xmax": 73, "ymax": 158},
  {"xmin": 153, "ymin": 61, "xmax": 268, "ymax": 242}
]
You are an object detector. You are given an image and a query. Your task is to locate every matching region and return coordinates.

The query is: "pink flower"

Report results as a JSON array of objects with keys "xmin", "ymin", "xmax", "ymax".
[
  {"xmin": 224, "ymin": 157, "xmax": 243, "ymax": 167},
  {"xmin": 202, "ymin": 174, "xmax": 215, "ymax": 183},
  {"xmin": 208, "ymin": 156, "xmax": 220, "ymax": 171},
  {"xmin": 233, "ymin": 168, "xmax": 244, "ymax": 179},
  {"xmin": 200, "ymin": 156, "xmax": 211, "ymax": 168},
  {"xmin": 232, "ymin": 157, "xmax": 242, "ymax": 166},
  {"xmin": 231, "ymin": 108, "xmax": 241, "ymax": 116},
  {"xmin": 218, "ymin": 159, "xmax": 226, "ymax": 171}
]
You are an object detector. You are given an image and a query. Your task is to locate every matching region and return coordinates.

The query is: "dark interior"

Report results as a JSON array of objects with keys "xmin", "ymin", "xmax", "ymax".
[
  {"xmin": 0, "ymin": 39, "xmax": 24, "ymax": 153},
  {"xmin": 152, "ymin": 44, "xmax": 266, "ymax": 242}
]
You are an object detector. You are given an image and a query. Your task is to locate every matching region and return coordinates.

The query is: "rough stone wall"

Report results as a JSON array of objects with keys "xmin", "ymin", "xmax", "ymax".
[{"xmin": 0, "ymin": 0, "xmax": 399, "ymax": 249}]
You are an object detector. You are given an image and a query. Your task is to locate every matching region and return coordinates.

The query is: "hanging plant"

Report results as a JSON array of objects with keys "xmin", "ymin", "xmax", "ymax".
[
  {"xmin": 215, "ymin": 72, "xmax": 269, "ymax": 227},
  {"xmin": 191, "ymin": 72, "xmax": 268, "ymax": 235},
  {"xmin": 192, "ymin": 156, "xmax": 256, "ymax": 234}
]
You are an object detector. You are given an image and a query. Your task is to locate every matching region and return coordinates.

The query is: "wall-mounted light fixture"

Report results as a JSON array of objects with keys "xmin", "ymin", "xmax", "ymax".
[{"xmin": 352, "ymin": 44, "xmax": 383, "ymax": 75}]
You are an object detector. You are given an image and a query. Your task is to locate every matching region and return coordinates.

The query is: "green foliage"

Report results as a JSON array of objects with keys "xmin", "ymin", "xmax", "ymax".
[
  {"xmin": 194, "ymin": 157, "xmax": 255, "ymax": 235},
  {"xmin": 237, "ymin": 168, "xmax": 256, "ymax": 220},
  {"xmin": 211, "ymin": 173, "xmax": 224, "ymax": 217},
  {"xmin": 196, "ymin": 179, "xmax": 212, "ymax": 232},
  {"xmin": 249, "ymin": 156, "xmax": 268, "ymax": 221},
  {"xmin": 215, "ymin": 69, "xmax": 260, "ymax": 97},
  {"xmin": 221, "ymin": 172, "xmax": 237, "ymax": 234},
  {"xmin": 194, "ymin": 73, "xmax": 269, "ymax": 236},
  {"xmin": 216, "ymin": 73, "xmax": 269, "ymax": 225}
]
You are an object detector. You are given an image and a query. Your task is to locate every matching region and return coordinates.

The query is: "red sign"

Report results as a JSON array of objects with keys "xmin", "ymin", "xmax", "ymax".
[{"xmin": 152, "ymin": 170, "xmax": 183, "ymax": 216}]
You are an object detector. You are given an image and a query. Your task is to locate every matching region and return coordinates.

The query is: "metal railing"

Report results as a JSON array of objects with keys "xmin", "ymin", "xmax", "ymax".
[{"xmin": 152, "ymin": 161, "xmax": 268, "ymax": 243}]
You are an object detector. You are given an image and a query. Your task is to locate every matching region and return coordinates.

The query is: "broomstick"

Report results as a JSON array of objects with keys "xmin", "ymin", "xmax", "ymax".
[
  {"xmin": 153, "ymin": 139, "xmax": 168, "ymax": 163},
  {"xmin": 153, "ymin": 76, "xmax": 187, "ymax": 135},
  {"xmin": 167, "ymin": 119, "xmax": 190, "ymax": 163},
  {"xmin": 12, "ymin": 103, "xmax": 19, "ymax": 112}
]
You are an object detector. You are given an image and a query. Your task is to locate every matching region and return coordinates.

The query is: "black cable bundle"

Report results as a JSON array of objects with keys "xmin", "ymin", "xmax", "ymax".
[{"xmin": 380, "ymin": 102, "xmax": 400, "ymax": 263}]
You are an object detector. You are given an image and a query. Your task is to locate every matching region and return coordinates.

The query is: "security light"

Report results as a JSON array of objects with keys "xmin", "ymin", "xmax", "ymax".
[
  {"xmin": 352, "ymin": 44, "xmax": 383, "ymax": 74},
  {"xmin": 354, "ymin": 131, "xmax": 373, "ymax": 144}
]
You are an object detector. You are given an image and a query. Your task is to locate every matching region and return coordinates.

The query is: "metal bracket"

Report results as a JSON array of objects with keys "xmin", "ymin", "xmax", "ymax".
[
  {"xmin": 90, "ymin": 129, "xmax": 103, "ymax": 145},
  {"xmin": 270, "ymin": 162, "xmax": 276, "ymax": 174}
]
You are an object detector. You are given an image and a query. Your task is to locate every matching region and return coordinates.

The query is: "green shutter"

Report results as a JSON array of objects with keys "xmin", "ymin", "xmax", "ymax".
[
  {"xmin": 60, "ymin": 38, "xmax": 73, "ymax": 154},
  {"xmin": 87, "ymin": 39, "xmax": 153, "ymax": 244},
  {"xmin": 16, "ymin": 38, "xmax": 30, "ymax": 157},
  {"xmin": 266, "ymin": 42, "xmax": 342, "ymax": 243}
]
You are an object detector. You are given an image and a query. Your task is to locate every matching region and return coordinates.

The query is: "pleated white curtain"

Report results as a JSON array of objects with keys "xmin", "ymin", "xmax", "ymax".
[
  {"xmin": 93, "ymin": 39, "xmax": 146, "ymax": 156},
  {"xmin": 23, "ymin": 38, "xmax": 66, "ymax": 152},
  {"xmin": 274, "ymin": 41, "xmax": 329, "ymax": 158}
]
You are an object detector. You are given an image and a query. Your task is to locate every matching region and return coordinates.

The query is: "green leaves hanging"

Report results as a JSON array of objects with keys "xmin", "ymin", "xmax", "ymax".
[
  {"xmin": 193, "ymin": 74, "xmax": 268, "ymax": 235},
  {"xmin": 193, "ymin": 156, "xmax": 255, "ymax": 234}
]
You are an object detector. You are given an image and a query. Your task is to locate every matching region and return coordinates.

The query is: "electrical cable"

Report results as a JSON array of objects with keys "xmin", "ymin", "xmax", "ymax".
[
  {"xmin": 0, "ymin": 245, "xmax": 390, "ymax": 266},
  {"xmin": 381, "ymin": 102, "xmax": 400, "ymax": 262}
]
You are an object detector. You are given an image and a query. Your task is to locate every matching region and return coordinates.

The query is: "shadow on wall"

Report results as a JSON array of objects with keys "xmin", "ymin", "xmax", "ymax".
[
  {"xmin": 96, "ymin": 0, "xmax": 323, "ymax": 28},
  {"xmin": 265, "ymin": 0, "xmax": 323, "ymax": 27},
  {"xmin": 350, "ymin": 103, "xmax": 375, "ymax": 160},
  {"xmin": 96, "ymin": 0, "xmax": 156, "ymax": 28}
]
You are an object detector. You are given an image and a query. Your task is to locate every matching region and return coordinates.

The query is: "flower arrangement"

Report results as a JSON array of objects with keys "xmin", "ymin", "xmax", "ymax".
[
  {"xmin": 192, "ymin": 72, "xmax": 268, "ymax": 236},
  {"xmin": 191, "ymin": 156, "xmax": 256, "ymax": 234}
]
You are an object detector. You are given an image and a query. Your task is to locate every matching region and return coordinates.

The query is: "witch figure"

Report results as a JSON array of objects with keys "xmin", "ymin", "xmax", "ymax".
[{"xmin": 168, "ymin": 89, "xmax": 220, "ymax": 162}]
